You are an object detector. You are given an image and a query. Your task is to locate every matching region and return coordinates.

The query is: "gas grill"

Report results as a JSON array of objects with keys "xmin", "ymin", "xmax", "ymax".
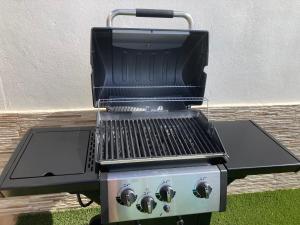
[
  {"xmin": 0, "ymin": 9, "xmax": 299, "ymax": 225},
  {"xmin": 92, "ymin": 10, "xmax": 230, "ymax": 222}
]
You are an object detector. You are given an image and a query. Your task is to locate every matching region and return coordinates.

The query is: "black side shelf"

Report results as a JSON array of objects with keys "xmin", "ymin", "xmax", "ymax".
[
  {"xmin": 0, "ymin": 127, "xmax": 99, "ymax": 197},
  {"xmin": 215, "ymin": 120, "xmax": 300, "ymax": 181}
]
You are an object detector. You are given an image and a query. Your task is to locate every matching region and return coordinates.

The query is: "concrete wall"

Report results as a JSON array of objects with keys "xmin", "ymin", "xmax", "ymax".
[{"xmin": 0, "ymin": 0, "xmax": 300, "ymax": 111}]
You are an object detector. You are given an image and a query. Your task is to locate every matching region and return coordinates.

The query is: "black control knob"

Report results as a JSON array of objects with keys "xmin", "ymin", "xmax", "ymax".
[
  {"xmin": 116, "ymin": 188, "xmax": 137, "ymax": 206},
  {"xmin": 193, "ymin": 182, "xmax": 212, "ymax": 199},
  {"xmin": 163, "ymin": 204, "xmax": 171, "ymax": 213},
  {"xmin": 158, "ymin": 185, "xmax": 176, "ymax": 203},
  {"xmin": 139, "ymin": 196, "xmax": 157, "ymax": 214}
]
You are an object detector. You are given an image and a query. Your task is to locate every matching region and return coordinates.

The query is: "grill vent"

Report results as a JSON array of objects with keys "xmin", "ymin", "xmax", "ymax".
[
  {"xmin": 86, "ymin": 131, "xmax": 95, "ymax": 172},
  {"xmin": 97, "ymin": 117, "xmax": 225, "ymax": 163}
]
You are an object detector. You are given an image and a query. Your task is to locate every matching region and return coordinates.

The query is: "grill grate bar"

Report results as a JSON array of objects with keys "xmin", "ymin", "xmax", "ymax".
[
  {"xmin": 169, "ymin": 119, "xmax": 192, "ymax": 154},
  {"xmin": 165, "ymin": 119, "xmax": 187, "ymax": 155},
  {"xmin": 118, "ymin": 120, "xmax": 125, "ymax": 159},
  {"xmin": 122, "ymin": 120, "xmax": 130, "ymax": 158},
  {"xmin": 139, "ymin": 120, "xmax": 152, "ymax": 157},
  {"xmin": 157, "ymin": 119, "xmax": 177, "ymax": 155},
  {"xmin": 142, "ymin": 120, "xmax": 158, "ymax": 157},
  {"xmin": 175, "ymin": 118, "xmax": 198, "ymax": 154},
  {"xmin": 161, "ymin": 119, "xmax": 180, "ymax": 155},
  {"xmin": 97, "ymin": 125, "xmax": 103, "ymax": 161},
  {"xmin": 191, "ymin": 118, "xmax": 217, "ymax": 153},
  {"xmin": 152, "ymin": 119, "xmax": 171, "ymax": 156},
  {"xmin": 114, "ymin": 120, "xmax": 120, "ymax": 159},
  {"xmin": 180, "ymin": 118, "xmax": 207, "ymax": 154},
  {"xmin": 110, "ymin": 120, "xmax": 114, "ymax": 159},
  {"xmin": 190, "ymin": 118, "xmax": 215, "ymax": 152},
  {"xmin": 135, "ymin": 120, "xmax": 147, "ymax": 157},
  {"xmin": 128, "ymin": 120, "xmax": 138, "ymax": 158},
  {"xmin": 127, "ymin": 120, "xmax": 134, "ymax": 158},
  {"xmin": 98, "ymin": 116, "xmax": 225, "ymax": 163},
  {"xmin": 148, "ymin": 119, "xmax": 164, "ymax": 156},
  {"xmin": 105, "ymin": 121, "xmax": 109, "ymax": 160}
]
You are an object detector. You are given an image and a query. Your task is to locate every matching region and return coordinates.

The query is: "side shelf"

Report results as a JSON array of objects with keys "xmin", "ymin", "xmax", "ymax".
[
  {"xmin": 0, "ymin": 127, "xmax": 99, "ymax": 197},
  {"xmin": 215, "ymin": 120, "xmax": 300, "ymax": 181}
]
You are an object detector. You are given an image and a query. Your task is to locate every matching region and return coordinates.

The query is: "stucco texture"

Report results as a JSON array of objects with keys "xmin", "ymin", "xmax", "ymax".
[{"xmin": 0, "ymin": 0, "xmax": 300, "ymax": 111}]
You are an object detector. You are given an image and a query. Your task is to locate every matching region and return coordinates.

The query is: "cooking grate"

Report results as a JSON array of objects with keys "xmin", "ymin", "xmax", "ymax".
[{"xmin": 97, "ymin": 117, "xmax": 225, "ymax": 164}]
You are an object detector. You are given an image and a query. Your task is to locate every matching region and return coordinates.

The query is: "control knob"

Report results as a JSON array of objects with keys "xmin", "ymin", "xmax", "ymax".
[
  {"xmin": 137, "ymin": 196, "xmax": 157, "ymax": 214},
  {"xmin": 116, "ymin": 188, "xmax": 137, "ymax": 206},
  {"xmin": 193, "ymin": 182, "xmax": 212, "ymax": 199},
  {"xmin": 156, "ymin": 185, "xmax": 176, "ymax": 203}
]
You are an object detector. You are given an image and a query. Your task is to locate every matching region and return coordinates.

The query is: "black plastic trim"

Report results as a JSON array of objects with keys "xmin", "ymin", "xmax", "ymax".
[
  {"xmin": 136, "ymin": 9, "xmax": 174, "ymax": 18},
  {"xmin": 100, "ymin": 173, "xmax": 108, "ymax": 224},
  {"xmin": 217, "ymin": 164, "xmax": 227, "ymax": 212}
]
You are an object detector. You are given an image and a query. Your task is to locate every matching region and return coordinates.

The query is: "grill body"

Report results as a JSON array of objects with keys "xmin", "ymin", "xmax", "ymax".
[{"xmin": 91, "ymin": 10, "xmax": 230, "ymax": 224}]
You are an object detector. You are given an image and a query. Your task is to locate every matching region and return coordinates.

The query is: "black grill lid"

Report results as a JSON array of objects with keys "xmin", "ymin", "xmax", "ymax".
[{"xmin": 91, "ymin": 28, "xmax": 209, "ymax": 108}]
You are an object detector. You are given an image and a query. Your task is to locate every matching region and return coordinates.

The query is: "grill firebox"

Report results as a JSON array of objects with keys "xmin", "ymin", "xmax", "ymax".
[{"xmin": 96, "ymin": 111, "xmax": 227, "ymax": 165}]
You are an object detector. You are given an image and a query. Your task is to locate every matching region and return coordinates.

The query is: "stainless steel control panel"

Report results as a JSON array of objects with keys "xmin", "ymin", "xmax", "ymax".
[{"xmin": 101, "ymin": 165, "xmax": 221, "ymax": 223}]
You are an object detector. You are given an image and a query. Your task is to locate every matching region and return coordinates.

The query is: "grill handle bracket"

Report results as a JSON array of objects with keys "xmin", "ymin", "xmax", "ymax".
[{"xmin": 106, "ymin": 9, "xmax": 194, "ymax": 29}]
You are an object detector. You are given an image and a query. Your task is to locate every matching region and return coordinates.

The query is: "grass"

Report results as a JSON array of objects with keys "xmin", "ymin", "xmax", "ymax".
[
  {"xmin": 211, "ymin": 188, "xmax": 300, "ymax": 225},
  {"xmin": 16, "ymin": 189, "xmax": 300, "ymax": 225}
]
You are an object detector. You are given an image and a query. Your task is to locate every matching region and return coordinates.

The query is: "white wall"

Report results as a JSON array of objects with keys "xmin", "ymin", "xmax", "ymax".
[{"xmin": 0, "ymin": 0, "xmax": 299, "ymax": 111}]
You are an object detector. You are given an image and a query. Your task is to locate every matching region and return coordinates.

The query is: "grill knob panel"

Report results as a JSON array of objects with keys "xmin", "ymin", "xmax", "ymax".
[
  {"xmin": 116, "ymin": 188, "xmax": 137, "ymax": 206},
  {"xmin": 193, "ymin": 182, "xmax": 212, "ymax": 199},
  {"xmin": 157, "ymin": 185, "xmax": 176, "ymax": 203},
  {"xmin": 138, "ymin": 196, "xmax": 157, "ymax": 214}
]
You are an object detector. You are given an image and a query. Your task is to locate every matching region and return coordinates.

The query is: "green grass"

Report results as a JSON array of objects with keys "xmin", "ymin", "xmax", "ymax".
[
  {"xmin": 16, "ymin": 189, "xmax": 300, "ymax": 225},
  {"xmin": 211, "ymin": 188, "xmax": 300, "ymax": 225}
]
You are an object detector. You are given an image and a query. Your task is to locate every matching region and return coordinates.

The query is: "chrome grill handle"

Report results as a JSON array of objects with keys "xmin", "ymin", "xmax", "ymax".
[{"xmin": 106, "ymin": 9, "xmax": 194, "ymax": 29}]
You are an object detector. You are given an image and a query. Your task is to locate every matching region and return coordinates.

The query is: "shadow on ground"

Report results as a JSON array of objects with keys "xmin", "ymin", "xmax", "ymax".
[{"xmin": 16, "ymin": 212, "xmax": 53, "ymax": 225}]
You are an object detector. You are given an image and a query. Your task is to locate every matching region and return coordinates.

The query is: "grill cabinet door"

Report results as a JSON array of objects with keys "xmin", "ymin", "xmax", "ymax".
[{"xmin": 0, "ymin": 127, "xmax": 98, "ymax": 197}]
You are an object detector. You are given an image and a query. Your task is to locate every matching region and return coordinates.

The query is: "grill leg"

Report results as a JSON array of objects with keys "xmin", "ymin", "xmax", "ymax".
[
  {"xmin": 198, "ymin": 213, "xmax": 212, "ymax": 225},
  {"xmin": 98, "ymin": 213, "xmax": 212, "ymax": 225},
  {"xmin": 89, "ymin": 214, "xmax": 101, "ymax": 225},
  {"xmin": 180, "ymin": 213, "xmax": 212, "ymax": 225}
]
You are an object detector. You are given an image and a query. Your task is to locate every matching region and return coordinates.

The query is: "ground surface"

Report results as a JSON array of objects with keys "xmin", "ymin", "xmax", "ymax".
[{"xmin": 11, "ymin": 189, "xmax": 300, "ymax": 225}]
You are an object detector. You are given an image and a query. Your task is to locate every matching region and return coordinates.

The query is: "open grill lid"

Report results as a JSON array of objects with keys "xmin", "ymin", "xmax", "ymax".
[
  {"xmin": 90, "ymin": 26, "xmax": 209, "ymax": 109},
  {"xmin": 92, "ymin": 10, "xmax": 222, "ymax": 167}
]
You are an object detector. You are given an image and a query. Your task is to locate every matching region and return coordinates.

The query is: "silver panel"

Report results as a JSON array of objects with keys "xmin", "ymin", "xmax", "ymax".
[
  {"xmin": 102, "ymin": 165, "xmax": 221, "ymax": 223},
  {"xmin": 100, "ymin": 153, "xmax": 225, "ymax": 165}
]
